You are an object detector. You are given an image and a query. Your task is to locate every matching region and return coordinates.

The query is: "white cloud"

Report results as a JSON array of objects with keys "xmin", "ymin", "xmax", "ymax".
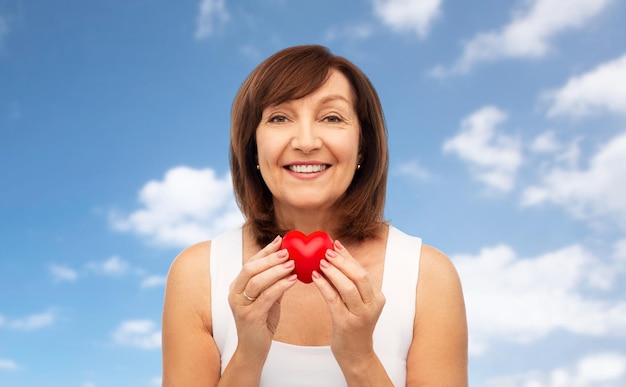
[
  {"xmin": 530, "ymin": 131, "xmax": 582, "ymax": 169},
  {"xmin": 394, "ymin": 160, "xmax": 431, "ymax": 181},
  {"xmin": 325, "ymin": 23, "xmax": 374, "ymax": 42},
  {"xmin": 443, "ymin": 106, "xmax": 522, "ymax": 192},
  {"xmin": 49, "ymin": 264, "xmax": 78, "ymax": 282},
  {"xmin": 522, "ymin": 132, "xmax": 626, "ymax": 229},
  {"xmin": 0, "ymin": 358, "xmax": 19, "ymax": 371},
  {"xmin": 615, "ymin": 239, "xmax": 626, "ymax": 262},
  {"xmin": 431, "ymin": 0, "xmax": 612, "ymax": 76},
  {"xmin": 0, "ymin": 310, "xmax": 55, "ymax": 331},
  {"xmin": 86, "ymin": 255, "xmax": 130, "ymax": 277},
  {"xmin": 239, "ymin": 44, "xmax": 262, "ymax": 62},
  {"xmin": 195, "ymin": 0, "xmax": 229, "ymax": 39},
  {"xmin": 111, "ymin": 319, "xmax": 161, "ymax": 350},
  {"xmin": 372, "ymin": 0, "xmax": 442, "ymax": 38},
  {"xmin": 111, "ymin": 166, "xmax": 244, "ymax": 248},
  {"xmin": 487, "ymin": 351, "xmax": 626, "ymax": 387},
  {"xmin": 453, "ymin": 243, "xmax": 626, "ymax": 356},
  {"xmin": 545, "ymin": 53, "xmax": 626, "ymax": 117},
  {"xmin": 140, "ymin": 275, "xmax": 167, "ymax": 289},
  {"xmin": 530, "ymin": 130, "xmax": 561, "ymax": 154},
  {"xmin": 150, "ymin": 377, "xmax": 162, "ymax": 386},
  {"xmin": 82, "ymin": 382, "xmax": 97, "ymax": 387}
]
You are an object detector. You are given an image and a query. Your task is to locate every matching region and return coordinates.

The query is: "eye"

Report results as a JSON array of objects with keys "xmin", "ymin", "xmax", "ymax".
[
  {"xmin": 323, "ymin": 115, "xmax": 343, "ymax": 123},
  {"xmin": 268, "ymin": 115, "xmax": 288, "ymax": 123}
]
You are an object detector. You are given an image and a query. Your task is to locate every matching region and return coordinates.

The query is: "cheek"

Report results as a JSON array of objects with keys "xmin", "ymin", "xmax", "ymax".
[
  {"xmin": 338, "ymin": 134, "xmax": 361, "ymax": 163},
  {"xmin": 255, "ymin": 132, "xmax": 275, "ymax": 162},
  {"xmin": 255, "ymin": 132, "xmax": 287, "ymax": 185}
]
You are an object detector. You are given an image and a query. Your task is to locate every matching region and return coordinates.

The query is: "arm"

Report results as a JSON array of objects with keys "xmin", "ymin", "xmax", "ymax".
[
  {"xmin": 162, "ymin": 236, "xmax": 298, "ymax": 387},
  {"xmin": 162, "ymin": 242, "xmax": 221, "ymax": 387},
  {"xmin": 406, "ymin": 245, "xmax": 468, "ymax": 386}
]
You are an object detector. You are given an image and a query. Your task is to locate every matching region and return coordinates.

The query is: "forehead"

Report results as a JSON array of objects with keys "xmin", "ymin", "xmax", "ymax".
[
  {"xmin": 265, "ymin": 69, "xmax": 356, "ymax": 110},
  {"xmin": 308, "ymin": 69, "xmax": 355, "ymax": 103}
]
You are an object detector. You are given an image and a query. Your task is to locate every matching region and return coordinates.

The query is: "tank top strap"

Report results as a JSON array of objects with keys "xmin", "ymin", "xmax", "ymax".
[{"xmin": 373, "ymin": 226, "xmax": 422, "ymax": 385}]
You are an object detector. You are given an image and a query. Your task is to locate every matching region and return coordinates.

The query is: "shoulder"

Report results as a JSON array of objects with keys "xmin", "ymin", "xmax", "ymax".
[
  {"xmin": 414, "ymin": 242, "xmax": 467, "ymax": 344},
  {"xmin": 167, "ymin": 241, "xmax": 212, "ymax": 286},
  {"xmin": 416, "ymin": 244, "xmax": 464, "ymax": 308},
  {"xmin": 407, "ymin": 243, "xmax": 468, "ymax": 384},
  {"xmin": 164, "ymin": 241, "xmax": 213, "ymax": 327},
  {"xmin": 387, "ymin": 227, "xmax": 462, "ymax": 300},
  {"xmin": 419, "ymin": 244, "xmax": 461, "ymax": 286},
  {"xmin": 162, "ymin": 240, "xmax": 223, "ymax": 384}
]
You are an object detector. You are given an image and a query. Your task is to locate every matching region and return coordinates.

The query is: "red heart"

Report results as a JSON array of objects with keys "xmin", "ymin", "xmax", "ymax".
[{"xmin": 281, "ymin": 230, "xmax": 334, "ymax": 283}]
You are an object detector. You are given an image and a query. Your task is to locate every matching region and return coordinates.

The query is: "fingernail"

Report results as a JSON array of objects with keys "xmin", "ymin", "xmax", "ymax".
[
  {"xmin": 277, "ymin": 249, "xmax": 288, "ymax": 258},
  {"xmin": 312, "ymin": 271, "xmax": 321, "ymax": 280},
  {"xmin": 326, "ymin": 249, "xmax": 337, "ymax": 259},
  {"xmin": 335, "ymin": 240, "xmax": 344, "ymax": 250},
  {"xmin": 319, "ymin": 259, "xmax": 330, "ymax": 268},
  {"xmin": 283, "ymin": 260, "xmax": 294, "ymax": 269},
  {"xmin": 288, "ymin": 274, "xmax": 298, "ymax": 282},
  {"xmin": 273, "ymin": 235, "xmax": 282, "ymax": 244}
]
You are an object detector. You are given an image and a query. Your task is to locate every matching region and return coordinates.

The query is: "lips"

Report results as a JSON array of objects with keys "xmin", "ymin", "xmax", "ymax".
[{"xmin": 287, "ymin": 164, "xmax": 328, "ymax": 173}]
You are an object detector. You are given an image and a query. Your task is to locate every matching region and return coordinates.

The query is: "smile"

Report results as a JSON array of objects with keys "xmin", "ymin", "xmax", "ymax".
[{"xmin": 287, "ymin": 164, "xmax": 328, "ymax": 173}]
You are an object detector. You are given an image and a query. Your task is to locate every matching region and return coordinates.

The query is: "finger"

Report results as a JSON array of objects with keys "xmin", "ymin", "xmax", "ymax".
[
  {"xmin": 249, "ymin": 273, "xmax": 298, "ymax": 310},
  {"xmin": 230, "ymin": 236, "xmax": 285, "ymax": 293},
  {"xmin": 325, "ymin": 241, "xmax": 376, "ymax": 304},
  {"xmin": 249, "ymin": 235, "xmax": 283, "ymax": 263},
  {"xmin": 311, "ymin": 270, "xmax": 349, "ymax": 317},
  {"xmin": 318, "ymin": 258, "xmax": 365, "ymax": 312},
  {"xmin": 231, "ymin": 248, "xmax": 289, "ymax": 296},
  {"xmin": 243, "ymin": 259, "xmax": 295, "ymax": 300}
]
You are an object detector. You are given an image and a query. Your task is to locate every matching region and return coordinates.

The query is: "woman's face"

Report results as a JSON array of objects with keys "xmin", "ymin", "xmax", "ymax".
[{"xmin": 255, "ymin": 69, "xmax": 361, "ymax": 217}]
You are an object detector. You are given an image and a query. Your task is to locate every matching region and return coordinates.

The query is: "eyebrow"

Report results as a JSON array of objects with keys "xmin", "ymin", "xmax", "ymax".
[
  {"xmin": 317, "ymin": 94, "xmax": 353, "ymax": 106},
  {"xmin": 267, "ymin": 93, "xmax": 353, "ymax": 111}
]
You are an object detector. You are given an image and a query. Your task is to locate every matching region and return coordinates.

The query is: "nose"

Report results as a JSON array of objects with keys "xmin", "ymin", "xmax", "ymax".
[{"xmin": 291, "ymin": 121, "xmax": 322, "ymax": 154}]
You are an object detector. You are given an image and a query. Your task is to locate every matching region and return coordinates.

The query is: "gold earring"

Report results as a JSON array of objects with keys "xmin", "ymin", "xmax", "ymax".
[{"xmin": 356, "ymin": 164, "xmax": 361, "ymax": 170}]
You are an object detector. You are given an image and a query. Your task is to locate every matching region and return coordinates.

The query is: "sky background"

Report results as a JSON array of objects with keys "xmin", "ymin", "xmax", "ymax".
[{"xmin": 1, "ymin": 0, "xmax": 626, "ymax": 386}]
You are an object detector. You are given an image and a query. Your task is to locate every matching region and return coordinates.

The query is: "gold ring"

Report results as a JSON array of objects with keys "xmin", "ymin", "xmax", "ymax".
[{"xmin": 243, "ymin": 290, "xmax": 257, "ymax": 302}]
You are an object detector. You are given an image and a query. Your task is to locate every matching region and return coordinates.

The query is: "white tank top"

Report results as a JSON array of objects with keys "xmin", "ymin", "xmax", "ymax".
[{"xmin": 210, "ymin": 226, "xmax": 422, "ymax": 386}]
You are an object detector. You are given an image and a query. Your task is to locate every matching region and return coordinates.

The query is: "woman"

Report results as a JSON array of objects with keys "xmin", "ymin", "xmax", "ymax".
[{"xmin": 162, "ymin": 45, "xmax": 468, "ymax": 386}]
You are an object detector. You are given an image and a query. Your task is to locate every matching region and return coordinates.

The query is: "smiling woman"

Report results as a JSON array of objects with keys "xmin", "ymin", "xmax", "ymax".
[
  {"xmin": 230, "ymin": 46, "xmax": 389, "ymax": 246},
  {"xmin": 255, "ymin": 70, "xmax": 361, "ymax": 225},
  {"xmin": 161, "ymin": 45, "xmax": 468, "ymax": 386}
]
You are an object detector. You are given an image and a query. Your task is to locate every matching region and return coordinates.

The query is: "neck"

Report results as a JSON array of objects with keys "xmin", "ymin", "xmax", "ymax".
[{"xmin": 274, "ymin": 204, "xmax": 338, "ymax": 236}]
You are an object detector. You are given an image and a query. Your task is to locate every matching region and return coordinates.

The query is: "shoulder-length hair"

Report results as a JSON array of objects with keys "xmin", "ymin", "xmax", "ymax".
[{"xmin": 230, "ymin": 45, "xmax": 388, "ymax": 245}]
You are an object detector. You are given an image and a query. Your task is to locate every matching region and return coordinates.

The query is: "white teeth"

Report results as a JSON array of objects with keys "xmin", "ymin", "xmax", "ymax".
[{"xmin": 288, "ymin": 164, "xmax": 327, "ymax": 173}]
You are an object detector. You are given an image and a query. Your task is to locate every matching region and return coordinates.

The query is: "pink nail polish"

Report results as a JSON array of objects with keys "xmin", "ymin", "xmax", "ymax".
[
  {"xmin": 326, "ymin": 249, "xmax": 338, "ymax": 258},
  {"xmin": 277, "ymin": 249, "xmax": 288, "ymax": 258},
  {"xmin": 335, "ymin": 240, "xmax": 344, "ymax": 250},
  {"xmin": 319, "ymin": 259, "xmax": 330, "ymax": 268}
]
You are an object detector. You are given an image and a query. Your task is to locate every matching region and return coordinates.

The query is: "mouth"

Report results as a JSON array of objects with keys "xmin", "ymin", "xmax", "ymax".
[{"xmin": 285, "ymin": 164, "xmax": 329, "ymax": 173}]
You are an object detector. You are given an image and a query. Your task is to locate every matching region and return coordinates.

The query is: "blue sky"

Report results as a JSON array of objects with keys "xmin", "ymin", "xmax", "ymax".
[{"xmin": 1, "ymin": 0, "xmax": 626, "ymax": 386}]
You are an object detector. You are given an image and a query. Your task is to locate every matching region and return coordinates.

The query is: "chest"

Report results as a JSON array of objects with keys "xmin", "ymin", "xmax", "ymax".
[
  {"xmin": 273, "ymin": 242, "xmax": 386, "ymax": 346},
  {"xmin": 241, "ymin": 228, "xmax": 387, "ymax": 345}
]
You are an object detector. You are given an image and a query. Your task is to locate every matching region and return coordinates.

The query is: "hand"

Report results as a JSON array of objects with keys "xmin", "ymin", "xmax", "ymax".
[
  {"xmin": 311, "ymin": 240, "xmax": 386, "ymax": 366},
  {"xmin": 228, "ymin": 235, "xmax": 298, "ymax": 361}
]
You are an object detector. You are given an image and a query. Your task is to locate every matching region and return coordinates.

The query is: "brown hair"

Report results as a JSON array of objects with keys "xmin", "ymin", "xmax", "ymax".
[{"xmin": 230, "ymin": 45, "xmax": 388, "ymax": 245}]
